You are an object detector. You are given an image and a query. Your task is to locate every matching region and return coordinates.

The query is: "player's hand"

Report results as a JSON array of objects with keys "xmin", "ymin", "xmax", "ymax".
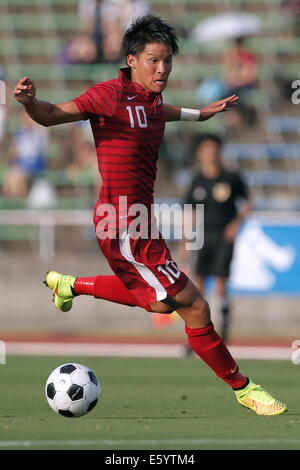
[
  {"xmin": 223, "ymin": 219, "xmax": 240, "ymax": 242},
  {"xmin": 14, "ymin": 76, "xmax": 36, "ymax": 105},
  {"xmin": 199, "ymin": 95, "xmax": 239, "ymax": 121}
]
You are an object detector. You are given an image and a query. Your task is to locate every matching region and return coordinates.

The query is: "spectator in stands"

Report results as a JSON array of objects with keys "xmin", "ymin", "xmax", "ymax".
[
  {"xmin": 120, "ymin": 0, "xmax": 151, "ymax": 31},
  {"xmin": 281, "ymin": 0, "xmax": 300, "ymax": 36},
  {"xmin": 222, "ymin": 37, "xmax": 258, "ymax": 99},
  {"xmin": 78, "ymin": 0, "xmax": 150, "ymax": 63},
  {"xmin": 3, "ymin": 109, "xmax": 48, "ymax": 198},
  {"xmin": 221, "ymin": 36, "xmax": 258, "ymax": 128},
  {"xmin": 59, "ymin": 33, "xmax": 98, "ymax": 65},
  {"xmin": 180, "ymin": 134, "xmax": 251, "ymax": 343},
  {"xmin": 272, "ymin": 1, "xmax": 300, "ymax": 101},
  {"xmin": 196, "ymin": 36, "xmax": 258, "ymax": 129},
  {"xmin": 65, "ymin": 128, "xmax": 99, "ymax": 200},
  {"xmin": 78, "ymin": 0, "xmax": 122, "ymax": 63}
]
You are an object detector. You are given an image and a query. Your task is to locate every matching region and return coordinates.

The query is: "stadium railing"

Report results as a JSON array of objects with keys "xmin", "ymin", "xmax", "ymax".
[{"xmin": 0, "ymin": 208, "xmax": 91, "ymax": 259}]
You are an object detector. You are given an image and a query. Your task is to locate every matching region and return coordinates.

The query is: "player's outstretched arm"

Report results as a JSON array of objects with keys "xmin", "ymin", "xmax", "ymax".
[
  {"xmin": 198, "ymin": 95, "xmax": 239, "ymax": 121},
  {"xmin": 14, "ymin": 76, "xmax": 84, "ymax": 126},
  {"xmin": 163, "ymin": 95, "xmax": 239, "ymax": 122}
]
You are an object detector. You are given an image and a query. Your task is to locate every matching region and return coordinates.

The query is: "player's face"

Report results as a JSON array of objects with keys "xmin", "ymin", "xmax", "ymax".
[
  {"xmin": 128, "ymin": 42, "xmax": 173, "ymax": 93},
  {"xmin": 197, "ymin": 140, "xmax": 221, "ymax": 167}
]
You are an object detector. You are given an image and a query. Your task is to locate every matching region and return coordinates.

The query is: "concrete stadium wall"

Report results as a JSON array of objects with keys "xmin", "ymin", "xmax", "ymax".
[{"xmin": 1, "ymin": 251, "xmax": 299, "ymax": 341}]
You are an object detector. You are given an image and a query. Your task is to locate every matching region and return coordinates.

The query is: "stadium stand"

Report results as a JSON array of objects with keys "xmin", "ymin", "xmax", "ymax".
[{"xmin": 1, "ymin": 0, "xmax": 300, "ymax": 249}]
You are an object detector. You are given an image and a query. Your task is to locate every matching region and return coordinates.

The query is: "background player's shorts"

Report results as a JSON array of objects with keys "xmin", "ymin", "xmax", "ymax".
[
  {"xmin": 97, "ymin": 230, "xmax": 188, "ymax": 310},
  {"xmin": 195, "ymin": 231, "xmax": 234, "ymax": 279}
]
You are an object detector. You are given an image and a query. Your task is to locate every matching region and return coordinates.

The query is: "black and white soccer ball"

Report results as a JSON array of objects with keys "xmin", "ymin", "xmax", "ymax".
[{"xmin": 45, "ymin": 363, "xmax": 100, "ymax": 418}]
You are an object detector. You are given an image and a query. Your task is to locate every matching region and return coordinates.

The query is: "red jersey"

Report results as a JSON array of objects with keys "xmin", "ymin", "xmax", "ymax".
[
  {"xmin": 73, "ymin": 68, "xmax": 188, "ymax": 305},
  {"xmin": 73, "ymin": 68, "xmax": 165, "ymax": 229}
]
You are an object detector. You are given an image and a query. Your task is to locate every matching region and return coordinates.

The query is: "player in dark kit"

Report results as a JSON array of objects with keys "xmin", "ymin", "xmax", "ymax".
[
  {"xmin": 183, "ymin": 134, "xmax": 251, "ymax": 343},
  {"xmin": 14, "ymin": 15, "xmax": 286, "ymax": 415}
]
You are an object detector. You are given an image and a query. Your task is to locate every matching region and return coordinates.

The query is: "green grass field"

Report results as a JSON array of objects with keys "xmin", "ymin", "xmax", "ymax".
[{"xmin": 0, "ymin": 356, "xmax": 299, "ymax": 450}]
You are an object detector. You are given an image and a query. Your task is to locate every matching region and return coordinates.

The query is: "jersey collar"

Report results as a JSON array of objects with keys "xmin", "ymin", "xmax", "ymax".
[{"xmin": 118, "ymin": 67, "xmax": 161, "ymax": 102}]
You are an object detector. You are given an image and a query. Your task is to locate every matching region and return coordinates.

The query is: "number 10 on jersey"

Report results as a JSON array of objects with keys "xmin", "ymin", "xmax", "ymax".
[{"xmin": 126, "ymin": 105, "xmax": 148, "ymax": 128}]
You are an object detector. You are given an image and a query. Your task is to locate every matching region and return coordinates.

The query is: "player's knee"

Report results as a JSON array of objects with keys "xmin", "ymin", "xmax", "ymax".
[{"xmin": 183, "ymin": 296, "xmax": 211, "ymax": 324}]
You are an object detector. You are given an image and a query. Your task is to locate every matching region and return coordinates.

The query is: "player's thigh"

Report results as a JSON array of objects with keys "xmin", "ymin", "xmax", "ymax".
[
  {"xmin": 194, "ymin": 275, "xmax": 205, "ymax": 294},
  {"xmin": 173, "ymin": 277, "xmax": 203, "ymax": 306},
  {"xmin": 99, "ymin": 232, "xmax": 188, "ymax": 310},
  {"xmin": 150, "ymin": 278, "xmax": 211, "ymax": 327},
  {"xmin": 150, "ymin": 277, "xmax": 199, "ymax": 312},
  {"xmin": 174, "ymin": 278, "xmax": 211, "ymax": 326}
]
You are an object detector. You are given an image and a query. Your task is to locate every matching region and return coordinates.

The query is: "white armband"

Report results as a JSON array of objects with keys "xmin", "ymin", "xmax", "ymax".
[{"xmin": 180, "ymin": 108, "xmax": 200, "ymax": 121}]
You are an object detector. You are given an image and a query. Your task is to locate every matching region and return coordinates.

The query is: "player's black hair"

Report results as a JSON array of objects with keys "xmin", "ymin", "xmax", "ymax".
[
  {"xmin": 193, "ymin": 133, "xmax": 224, "ymax": 153},
  {"xmin": 122, "ymin": 15, "xmax": 179, "ymax": 60}
]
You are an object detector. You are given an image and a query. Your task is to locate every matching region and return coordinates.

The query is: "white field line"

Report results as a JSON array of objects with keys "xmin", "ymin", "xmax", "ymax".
[
  {"xmin": 229, "ymin": 345, "xmax": 291, "ymax": 360},
  {"xmin": 6, "ymin": 342, "xmax": 185, "ymax": 358},
  {"xmin": 4, "ymin": 341, "xmax": 292, "ymax": 360},
  {"xmin": 0, "ymin": 438, "xmax": 299, "ymax": 448}
]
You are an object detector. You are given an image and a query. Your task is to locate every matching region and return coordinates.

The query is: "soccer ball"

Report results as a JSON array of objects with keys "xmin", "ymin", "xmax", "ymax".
[{"xmin": 45, "ymin": 363, "xmax": 100, "ymax": 418}]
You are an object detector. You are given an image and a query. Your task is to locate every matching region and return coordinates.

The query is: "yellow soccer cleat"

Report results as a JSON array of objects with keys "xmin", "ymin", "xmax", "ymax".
[
  {"xmin": 44, "ymin": 271, "xmax": 76, "ymax": 312},
  {"xmin": 235, "ymin": 379, "xmax": 287, "ymax": 416}
]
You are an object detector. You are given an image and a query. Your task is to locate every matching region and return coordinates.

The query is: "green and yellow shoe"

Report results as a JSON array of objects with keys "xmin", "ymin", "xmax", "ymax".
[
  {"xmin": 235, "ymin": 379, "xmax": 287, "ymax": 416},
  {"xmin": 44, "ymin": 271, "xmax": 76, "ymax": 312}
]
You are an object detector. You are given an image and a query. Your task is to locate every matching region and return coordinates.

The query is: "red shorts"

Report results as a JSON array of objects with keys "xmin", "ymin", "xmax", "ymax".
[{"xmin": 96, "ymin": 230, "xmax": 188, "ymax": 310}]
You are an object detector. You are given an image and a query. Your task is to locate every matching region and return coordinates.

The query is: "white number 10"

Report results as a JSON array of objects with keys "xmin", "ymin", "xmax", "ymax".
[
  {"xmin": 126, "ymin": 105, "xmax": 148, "ymax": 128},
  {"xmin": 157, "ymin": 260, "xmax": 181, "ymax": 284}
]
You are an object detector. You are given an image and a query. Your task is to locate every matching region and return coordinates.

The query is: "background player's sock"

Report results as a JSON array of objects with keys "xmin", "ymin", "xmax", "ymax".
[
  {"xmin": 220, "ymin": 297, "xmax": 230, "ymax": 343},
  {"xmin": 74, "ymin": 275, "xmax": 152, "ymax": 311},
  {"xmin": 185, "ymin": 322, "xmax": 247, "ymax": 389}
]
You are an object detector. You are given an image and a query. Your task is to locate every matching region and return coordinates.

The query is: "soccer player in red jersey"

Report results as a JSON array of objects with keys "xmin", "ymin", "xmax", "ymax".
[{"xmin": 14, "ymin": 15, "xmax": 286, "ymax": 415}]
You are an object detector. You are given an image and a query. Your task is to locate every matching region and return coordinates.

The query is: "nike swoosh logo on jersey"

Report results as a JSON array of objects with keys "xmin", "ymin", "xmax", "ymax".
[{"xmin": 127, "ymin": 95, "xmax": 138, "ymax": 100}]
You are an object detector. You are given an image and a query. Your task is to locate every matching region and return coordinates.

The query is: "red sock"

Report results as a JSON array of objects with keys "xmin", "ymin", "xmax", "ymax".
[
  {"xmin": 73, "ymin": 277, "xmax": 96, "ymax": 296},
  {"xmin": 185, "ymin": 323, "xmax": 248, "ymax": 389},
  {"xmin": 74, "ymin": 275, "xmax": 152, "ymax": 311}
]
